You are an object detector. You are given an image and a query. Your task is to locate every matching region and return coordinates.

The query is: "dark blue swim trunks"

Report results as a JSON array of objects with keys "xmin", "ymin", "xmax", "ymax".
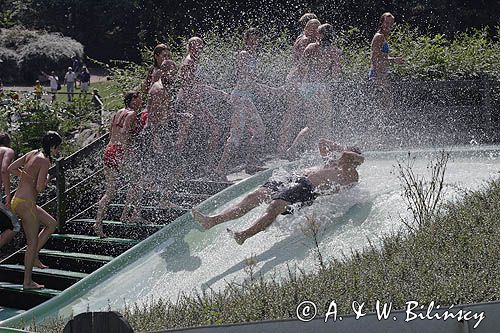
[{"xmin": 262, "ymin": 177, "xmax": 318, "ymax": 214}]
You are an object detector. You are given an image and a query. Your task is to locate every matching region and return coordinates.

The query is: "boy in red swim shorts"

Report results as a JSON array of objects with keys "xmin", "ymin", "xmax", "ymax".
[{"xmin": 94, "ymin": 91, "xmax": 142, "ymax": 237}]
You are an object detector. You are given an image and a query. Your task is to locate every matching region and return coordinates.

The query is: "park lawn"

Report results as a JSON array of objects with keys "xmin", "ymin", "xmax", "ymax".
[{"xmin": 53, "ymin": 80, "xmax": 123, "ymax": 111}]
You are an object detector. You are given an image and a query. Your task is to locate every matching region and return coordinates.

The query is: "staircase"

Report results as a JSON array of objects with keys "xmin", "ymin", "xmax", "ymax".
[{"xmin": 0, "ymin": 133, "xmax": 232, "ymax": 320}]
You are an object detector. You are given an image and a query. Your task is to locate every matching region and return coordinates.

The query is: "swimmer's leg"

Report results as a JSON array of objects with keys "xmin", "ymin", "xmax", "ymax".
[
  {"xmin": 94, "ymin": 168, "xmax": 117, "ymax": 238},
  {"xmin": 0, "ymin": 229, "xmax": 16, "ymax": 249},
  {"xmin": 214, "ymin": 106, "xmax": 245, "ymax": 180},
  {"xmin": 245, "ymin": 104, "xmax": 266, "ymax": 173},
  {"xmin": 192, "ymin": 187, "xmax": 271, "ymax": 230},
  {"xmin": 228, "ymin": 199, "xmax": 289, "ymax": 245},
  {"xmin": 15, "ymin": 201, "xmax": 44, "ymax": 289},
  {"xmin": 120, "ymin": 182, "xmax": 145, "ymax": 223},
  {"xmin": 35, "ymin": 205, "xmax": 58, "ymax": 268}
]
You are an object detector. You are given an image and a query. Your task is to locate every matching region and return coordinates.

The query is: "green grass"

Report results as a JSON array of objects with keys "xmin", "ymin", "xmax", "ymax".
[
  {"xmin": 52, "ymin": 80, "xmax": 123, "ymax": 111},
  {"xmin": 20, "ymin": 175, "xmax": 500, "ymax": 333}
]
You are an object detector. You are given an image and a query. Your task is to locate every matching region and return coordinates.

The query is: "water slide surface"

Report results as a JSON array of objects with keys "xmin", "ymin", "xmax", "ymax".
[{"xmin": 1, "ymin": 145, "xmax": 499, "ymax": 328}]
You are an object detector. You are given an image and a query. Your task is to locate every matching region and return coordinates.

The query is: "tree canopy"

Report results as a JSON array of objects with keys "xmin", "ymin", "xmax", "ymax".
[{"xmin": 1, "ymin": 0, "xmax": 498, "ymax": 62}]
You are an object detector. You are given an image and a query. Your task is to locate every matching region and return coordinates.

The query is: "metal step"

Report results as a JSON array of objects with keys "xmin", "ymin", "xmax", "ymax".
[
  {"xmin": 0, "ymin": 264, "xmax": 87, "ymax": 291},
  {"xmin": 2, "ymin": 249, "xmax": 113, "ymax": 274},
  {"xmin": 45, "ymin": 234, "xmax": 138, "ymax": 257},
  {"xmin": 63, "ymin": 219, "xmax": 164, "ymax": 240},
  {"xmin": 0, "ymin": 282, "xmax": 60, "ymax": 310},
  {"xmin": 78, "ymin": 205, "xmax": 188, "ymax": 223}
]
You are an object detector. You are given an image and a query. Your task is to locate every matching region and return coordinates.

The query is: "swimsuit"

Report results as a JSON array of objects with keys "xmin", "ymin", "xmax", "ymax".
[
  {"xmin": 103, "ymin": 144, "xmax": 125, "ymax": 170},
  {"xmin": 369, "ymin": 41, "xmax": 390, "ymax": 80},
  {"xmin": 263, "ymin": 177, "xmax": 318, "ymax": 214},
  {"xmin": 9, "ymin": 164, "xmax": 37, "ymax": 222},
  {"xmin": 10, "ymin": 196, "xmax": 37, "ymax": 222}
]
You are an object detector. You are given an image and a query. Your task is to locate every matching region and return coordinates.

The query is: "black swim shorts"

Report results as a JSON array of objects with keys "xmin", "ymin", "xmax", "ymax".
[{"xmin": 262, "ymin": 177, "xmax": 318, "ymax": 214}]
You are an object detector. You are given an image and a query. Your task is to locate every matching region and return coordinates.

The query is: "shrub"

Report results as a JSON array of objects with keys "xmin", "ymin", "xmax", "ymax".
[
  {"xmin": 0, "ymin": 27, "xmax": 39, "ymax": 49},
  {"xmin": 0, "ymin": 27, "xmax": 84, "ymax": 83},
  {"xmin": 2, "ymin": 94, "xmax": 97, "ymax": 155},
  {"xmin": 17, "ymin": 33, "xmax": 84, "ymax": 82}
]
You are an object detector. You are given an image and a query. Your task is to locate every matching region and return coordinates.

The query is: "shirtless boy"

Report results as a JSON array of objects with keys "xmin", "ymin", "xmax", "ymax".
[
  {"xmin": 192, "ymin": 138, "xmax": 364, "ymax": 244},
  {"xmin": 94, "ymin": 91, "xmax": 141, "ymax": 237},
  {"xmin": 284, "ymin": 23, "xmax": 342, "ymax": 157},
  {"xmin": 176, "ymin": 37, "xmax": 228, "ymax": 173}
]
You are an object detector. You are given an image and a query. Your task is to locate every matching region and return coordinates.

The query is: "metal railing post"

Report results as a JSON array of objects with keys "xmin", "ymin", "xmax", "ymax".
[{"xmin": 55, "ymin": 157, "xmax": 67, "ymax": 229}]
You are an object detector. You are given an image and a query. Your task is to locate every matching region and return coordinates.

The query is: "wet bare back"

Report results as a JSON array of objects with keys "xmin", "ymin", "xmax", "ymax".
[{"xmin": 108, "ymin": 108, "xmax": 135, "ymax": 146}]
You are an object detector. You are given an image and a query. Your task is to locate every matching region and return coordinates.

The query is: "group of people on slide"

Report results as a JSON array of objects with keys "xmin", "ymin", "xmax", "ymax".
[{"xmin": 0, "ymin": 12, "xmax": 401, "ymax": 289}]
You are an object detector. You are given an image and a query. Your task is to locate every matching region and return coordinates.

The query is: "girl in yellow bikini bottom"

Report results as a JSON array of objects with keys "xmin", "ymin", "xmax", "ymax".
[{"xmin": 11, "ymin": 196, "xmax": 37, "ymax": 221}]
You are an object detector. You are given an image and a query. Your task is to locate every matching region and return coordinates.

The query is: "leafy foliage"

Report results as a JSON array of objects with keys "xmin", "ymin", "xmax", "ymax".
[
  {"xmin": 1, "ymin": 95, "xmax": 98, "ymax": 155},
  {"xmin": 0, "ymin": 27, "xmax": 84, "ymax": 82},
  {"xmin": 0, "ymin": 46, "xmax": 18, "ymax": 81}
]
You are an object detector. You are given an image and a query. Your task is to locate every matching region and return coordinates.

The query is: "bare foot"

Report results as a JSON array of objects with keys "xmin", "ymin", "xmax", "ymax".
[
  {"xmin": 23, "ymin": 281, "xmax": 45, "ymax": 290},
  {"xmin": 92, "ymin": 223, "xmax": 107, "ymax": 238},
  {"xmin": 226, "ymin": 228, "xmax": 245, "ymax": 245},
  {"xmin": 191, "ymin": 208, "xmax": 215, "ymax": 230},
  {"xmin": 34, "ymin": 258, "xmax": 48, "ymax": 269}
]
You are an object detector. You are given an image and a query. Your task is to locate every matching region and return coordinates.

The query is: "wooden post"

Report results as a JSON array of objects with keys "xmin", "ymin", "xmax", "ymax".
[{"xmin": 55, "ymin": 157, "xmax": 67, "ymax": 229}]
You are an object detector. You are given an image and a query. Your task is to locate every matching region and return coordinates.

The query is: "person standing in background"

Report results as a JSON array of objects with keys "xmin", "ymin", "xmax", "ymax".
[
  {"xmin": 64, "ymin": 67, "xmax": 77, "ymax": 102},
  {"xmin": 34, "ymin": 80, "xmax": 43, "ymax": 100},
  {"xmin": 80, "ymin": 66, "xmax": 91, "ymax": 95},
  {"xmin": 369, "ymin": 12, "xmax": 404, "ymax": 137},
  {"xmin": 369, "ymin": 12, "xmax": 404, "ymax": 86},
  {"xmin": 44, "ymin": 71, "xmax": 60, "ymax": 103}
]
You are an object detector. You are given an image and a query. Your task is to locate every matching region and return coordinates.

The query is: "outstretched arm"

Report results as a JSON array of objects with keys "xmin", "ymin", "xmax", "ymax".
[{"xmin": 318, "ymin": 138, "xmax": 346, "ymax": 158}]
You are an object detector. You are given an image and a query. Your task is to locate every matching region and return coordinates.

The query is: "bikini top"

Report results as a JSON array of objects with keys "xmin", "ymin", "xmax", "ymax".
[{"xmin": 381, "ymin": 40, "xmax": 390, "ymax": 54}]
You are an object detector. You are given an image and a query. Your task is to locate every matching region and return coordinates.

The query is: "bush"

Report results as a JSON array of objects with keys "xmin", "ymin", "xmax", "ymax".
[
  {"xmin": 390, "ymin": 26, "xmax": 500, "ymax": 80},
  {"xmin": 0, "ymin": 27, "xmax": 39, "ymax": 49},
  {"xmin": 17, "ymin": 33, "xmax": 84, "ymax": 82},
  {"xmin": 2, "ymin": 95, "xmax": 98, "ymax": 155},
  {"xmin": 0, "ymin": 27, "xmax": 84, "ymax": 83}
]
